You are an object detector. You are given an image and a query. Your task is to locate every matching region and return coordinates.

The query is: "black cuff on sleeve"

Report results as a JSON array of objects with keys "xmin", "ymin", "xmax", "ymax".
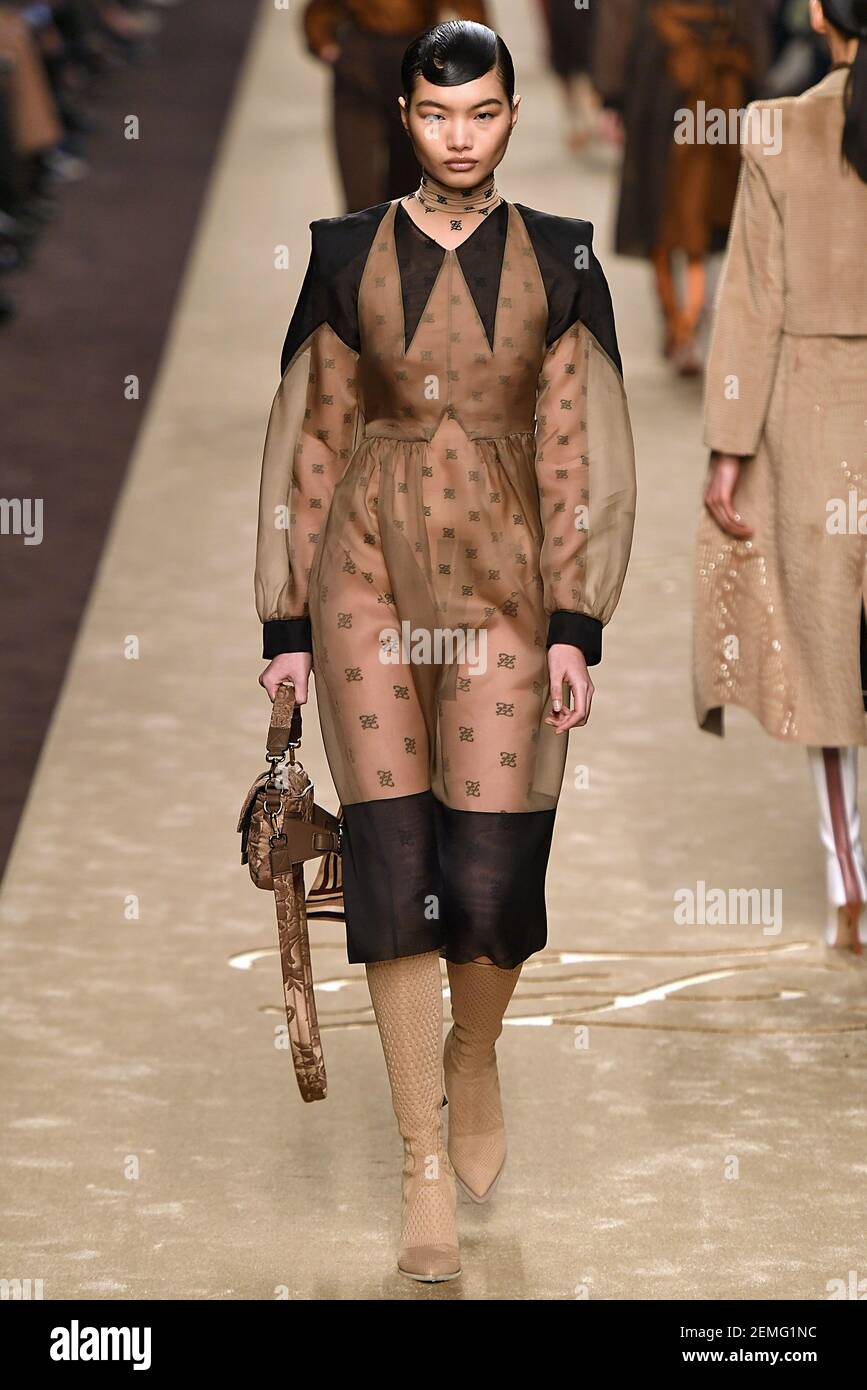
[
  {"xmin": 262, "ymin": 617, "xmax": 313, "ymax": 658},
  {"xmin": 546, "ymin": 611, "xmax": 603, "ymax": 666}
]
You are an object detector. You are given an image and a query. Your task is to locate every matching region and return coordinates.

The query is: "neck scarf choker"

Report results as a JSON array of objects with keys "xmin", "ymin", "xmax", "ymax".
[{"xmin": 415, "ymin": 169, "xmax": 501, "ymax": 216}]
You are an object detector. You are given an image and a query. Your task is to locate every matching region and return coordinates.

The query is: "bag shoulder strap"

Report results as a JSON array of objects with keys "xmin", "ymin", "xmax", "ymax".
[{"xmin": 266, "ymin": 681, "xmax": 302, "ymax": 758}]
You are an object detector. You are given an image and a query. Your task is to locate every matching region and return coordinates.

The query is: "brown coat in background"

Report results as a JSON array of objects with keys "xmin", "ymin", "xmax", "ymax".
[
  {"xmin": 612, "ymin": 0, "xmax": 769, "ymax": 259},
  {"xmin": 591, "ymin": 0, "xmax": 641, "ymax": 109},
  {"xmin": 302, "ymin": 0, "xmax": 489, "ymax": 212},
  {"xmin": 694, "ymin": 65, "xmax": 867, "ymax": 745},
  {"xmin": 303, "ymin": 0, "xmax": 487, "ymax": 52}
]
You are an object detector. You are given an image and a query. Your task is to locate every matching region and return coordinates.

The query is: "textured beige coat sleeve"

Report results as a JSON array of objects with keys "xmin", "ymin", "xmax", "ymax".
[{"xmin": 703, "ymin": 124, "xmax": 785, "ymax": 457}]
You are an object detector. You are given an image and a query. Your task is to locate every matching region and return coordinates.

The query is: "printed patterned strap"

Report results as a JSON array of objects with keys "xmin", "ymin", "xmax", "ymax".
[
  {"xmin": 272, "ymin": 861, "xmax": 327, "ymax": 1103},
  {"xmin": 266, "ymin": 680, "xmax": 302, "ymax": 757}
]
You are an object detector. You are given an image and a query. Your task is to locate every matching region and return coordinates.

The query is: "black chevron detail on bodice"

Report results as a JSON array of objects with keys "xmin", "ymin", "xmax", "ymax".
[
  {"xmin": 278, "ymin": 198, "xmax": 623, "ymax": 381},
  {"xmin": 393, "ymin": 198, "xmax": 509, "ymax": 353}
]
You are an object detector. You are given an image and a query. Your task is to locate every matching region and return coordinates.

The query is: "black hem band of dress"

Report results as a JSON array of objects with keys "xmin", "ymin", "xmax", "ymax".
[{"xmin": 340, "ymin": 789, "xmax": 555, "ymax": 966}]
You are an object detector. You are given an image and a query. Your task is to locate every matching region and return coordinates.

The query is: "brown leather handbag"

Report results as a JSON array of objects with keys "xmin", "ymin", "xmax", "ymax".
[{"xmin": 237, "ymin": 681, "xmax": 342, "ymax": 1102}]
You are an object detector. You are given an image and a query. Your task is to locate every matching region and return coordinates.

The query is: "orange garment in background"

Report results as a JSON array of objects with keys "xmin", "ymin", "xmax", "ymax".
[
  {"xmin": 303, "ymin": 0, "xmax": 488, "ymax": 53},
  {"xmin": 653, "ymin": 2, "xmax": 754, "ymax": 257},
  {"xmin": 0, "ymin": 6, "xmax": 61, "ymax": 154}
]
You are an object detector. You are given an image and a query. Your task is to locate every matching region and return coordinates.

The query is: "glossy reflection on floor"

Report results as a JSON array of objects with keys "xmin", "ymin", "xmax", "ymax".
[{"xmin": 229, "ymin": 924, "xmax": 867, "ymax": 1036}]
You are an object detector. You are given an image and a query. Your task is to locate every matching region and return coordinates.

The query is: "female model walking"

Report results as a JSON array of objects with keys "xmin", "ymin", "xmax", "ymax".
[
  {"xmin": 535, "ymin": 0, "xmax": 600, "ymax": 152},
  {"xmin": 255, "ymin": 21, "xmax": 636, "ymax": 1280},
  {"xmin": 611, "ymin": 0, "xmax": 768, "ymax": 374},
  {"xmin": 695, "ymin": 0, "xmax": 867, "ymax": 952}
]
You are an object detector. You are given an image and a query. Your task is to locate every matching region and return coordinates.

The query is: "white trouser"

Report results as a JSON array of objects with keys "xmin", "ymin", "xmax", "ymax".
[{"xmin": 807, "ymin": 746, "xmax": 867, "ymax": 944}]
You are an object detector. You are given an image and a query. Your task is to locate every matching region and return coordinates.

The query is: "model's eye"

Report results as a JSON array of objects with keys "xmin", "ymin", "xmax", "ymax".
[
  {"xmin": 475, "ymin": 113, "xmax": 494, "ymax": 121},
  {"xmin": 423, "ymin": 114, "xmax": 444, "ymax": 123}
]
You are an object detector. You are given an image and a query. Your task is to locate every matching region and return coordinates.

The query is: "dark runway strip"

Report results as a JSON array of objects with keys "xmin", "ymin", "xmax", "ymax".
[{"xmin": 0, "ymin": 1, "xmax": 261, "ymax": 877}]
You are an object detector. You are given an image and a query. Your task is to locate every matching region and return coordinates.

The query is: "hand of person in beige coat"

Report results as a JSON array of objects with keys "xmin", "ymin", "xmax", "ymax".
[{"xmin": 703, "ymin": 451, "xmax": 754, "ymax": 540}]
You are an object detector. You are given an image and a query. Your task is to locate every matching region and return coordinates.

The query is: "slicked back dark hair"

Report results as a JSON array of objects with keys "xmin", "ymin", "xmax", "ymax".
[{"xmin": 401, "ymin": 21, "xmax": 516, "ymax": 107}]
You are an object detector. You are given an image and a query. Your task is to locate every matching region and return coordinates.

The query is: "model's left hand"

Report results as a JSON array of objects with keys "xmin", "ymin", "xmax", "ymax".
[{"xmin": 546, "ymin": 644, "xmax": 594, "ymax": 733}]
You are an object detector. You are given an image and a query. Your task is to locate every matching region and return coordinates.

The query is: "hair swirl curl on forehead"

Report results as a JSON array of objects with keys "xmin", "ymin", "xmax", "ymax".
[{"xmin": 401, "ymin": 21, "xmax": 516, "ymax": 106}]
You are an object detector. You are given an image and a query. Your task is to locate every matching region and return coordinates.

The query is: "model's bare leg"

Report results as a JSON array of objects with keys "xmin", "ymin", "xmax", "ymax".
[
  {"xmin": 442, "ymin": 958, "xmax": 523, "ymax": 1202},
  {"xmin": 807, "ymin": 746, "xmax": 867, "ymax": 953},
  {"xmin": 575, "ymin": 73, "xmax": 601, "ymax": 142},
  {"xmin": 683, "ymin": 257, "xmax": 706, "ymax": 329},
  {"xmin": 365, "ymin": 950, "xmax": 461, "ymax": 1281},
  {"xmin": 674, "ymin": 256, "xmax": 706, "ymax": 376},
  {"xmin": 651, "ymin": 245, "xmax": 680, "ymax": 359},
  {"xmin": 554, "ymin": 75, "xmax": 584, "ymax": 152}
]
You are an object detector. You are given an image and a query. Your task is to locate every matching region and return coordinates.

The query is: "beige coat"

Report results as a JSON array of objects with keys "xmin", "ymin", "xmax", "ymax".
[{"xmin": 694, "ymin": 66, "xmax": 867, "ymax": 746}]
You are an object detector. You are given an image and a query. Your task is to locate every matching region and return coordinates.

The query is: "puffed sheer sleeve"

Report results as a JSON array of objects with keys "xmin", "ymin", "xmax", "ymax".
[
  {"xmin": 703, "ymin": 115, "xmax": 785, "ymax": 457},
  {"xmin": 255, "ymin": 224, "xmax": 363, "ymax": 658},
  {"xmin": 533, "ymin": 235, "xmax": 636, "ymax": 665}
]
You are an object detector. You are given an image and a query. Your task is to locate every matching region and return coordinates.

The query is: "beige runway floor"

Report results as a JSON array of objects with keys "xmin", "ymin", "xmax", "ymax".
[{"xmin": 1, "ymin": 1, "xmax": 865, "ymax": 1300}]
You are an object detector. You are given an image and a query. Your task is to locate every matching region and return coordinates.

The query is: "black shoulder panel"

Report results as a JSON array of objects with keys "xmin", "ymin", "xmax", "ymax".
[
  {"xmin": 513, "ymin": 204, "xmax": 623, "ymax": 376},
  {"xmin": 279, "ymin": 201, "xmax": 392, "ymax": 376}
]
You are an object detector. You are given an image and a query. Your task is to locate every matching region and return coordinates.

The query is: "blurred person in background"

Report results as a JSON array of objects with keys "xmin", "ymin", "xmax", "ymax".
[
  {"xmin": 302, "ymin": 0, "xmax": 489, "ymax": 211},
  {"xmin": 610, "ymin": 0, "xmax": 770, "ymax": 375},
  {"xmin": 695, "ymin": 0, "xmax": 867, "ymax": 952},
  {"xmin": 0, "ymin": 0, "xmax": 182, "ymax": 323},
  {"xmin": 590, "ymin": 0, "xmax": 639, "ymax": 145},
  {"xmin": 536, "ymin": 0, "xmax": 599, "ymax": 152},
  {"xmin": 1, "ymin": 4, "xmax": 66, "ymax": 317},
  {"xmin": 764, "ymin": 0, "xmax": 831, "ymax": 95}
]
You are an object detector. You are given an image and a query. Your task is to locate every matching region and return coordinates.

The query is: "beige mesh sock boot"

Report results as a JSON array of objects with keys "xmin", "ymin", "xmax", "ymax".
[
  {"xmin": 365, "ymin": 950, "xmax": 461, "ymax": 1282},
  {"xmin": 443, "ymin": 959, "xmax": 522, "ymax": 1203}
]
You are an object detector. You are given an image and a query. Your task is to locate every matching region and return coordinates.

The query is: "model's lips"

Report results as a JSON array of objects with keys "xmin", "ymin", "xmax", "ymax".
[{"xmin": 444, "ymin": 159, "xmax": 477, "ymax": 169}]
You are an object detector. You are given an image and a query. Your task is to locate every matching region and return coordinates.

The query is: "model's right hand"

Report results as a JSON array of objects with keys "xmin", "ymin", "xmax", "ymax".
[
  {"xmin": 704, "ymin": 452, "xmax": 754, "ymax": 539},
  {"xmin": 259, "ymin": 652, "xmax": 312, "ymax": 704}
]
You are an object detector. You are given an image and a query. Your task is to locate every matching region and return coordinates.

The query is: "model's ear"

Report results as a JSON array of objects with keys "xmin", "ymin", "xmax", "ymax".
[
  {"xmin": 510, "ymin": 93, "xmax": 521, "ymax": 130},
  {"xmin": 398, "ymin": 94, "xmax": 409, "ymax": 131},
  {"xmin": 809, "ymin": 0, "xmax": 827, "ymax": 36}
]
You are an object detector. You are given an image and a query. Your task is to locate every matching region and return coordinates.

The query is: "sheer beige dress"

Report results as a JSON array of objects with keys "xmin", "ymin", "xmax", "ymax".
[{"xmin": 255, "ymin": 195, "xmax": 636, "ymax": 964}]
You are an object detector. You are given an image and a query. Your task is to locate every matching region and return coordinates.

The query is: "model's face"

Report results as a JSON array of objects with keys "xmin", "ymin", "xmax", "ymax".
[{"xmin": 399, "ymin": 70, "xmax": 519, "ymax": 188}]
